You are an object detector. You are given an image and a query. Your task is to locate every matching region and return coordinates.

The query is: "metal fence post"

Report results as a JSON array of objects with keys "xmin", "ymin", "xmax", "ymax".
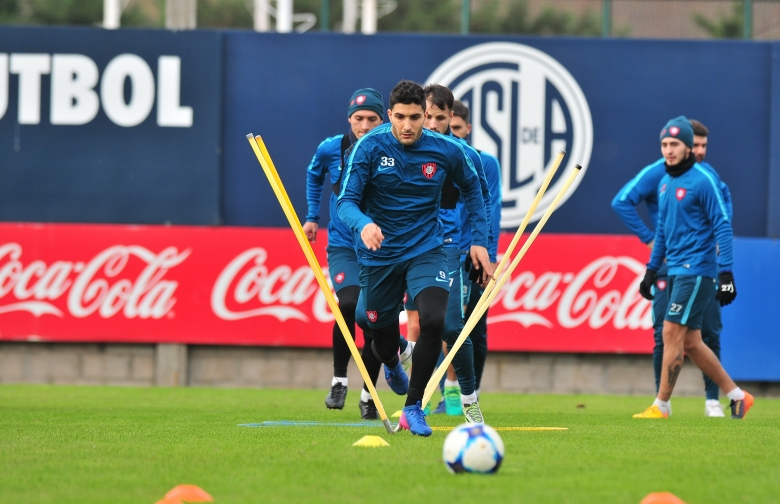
[
  {"xmin": 744, "ymin": 0, "xmax": 753, "ymax": 39},
  {"xmin": 461, "ymin": 0, "xmax": 470, "ymax": 35},
  {"xmin": 321, "ymin": 0, "xmax": 330, "ymax": 31},
  {"xmin": 602, "ymin": 0, "xmax": 611, "ymax": 37}
]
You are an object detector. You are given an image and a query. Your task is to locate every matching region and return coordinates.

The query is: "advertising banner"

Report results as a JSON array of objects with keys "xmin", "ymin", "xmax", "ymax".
[
  {"xmin": 0, "ymin": 27, "xmax": 223, "ymax": 225},
  {"xmin": 0, "ymin": 222, "xmax": 654, "ymax": 353}
]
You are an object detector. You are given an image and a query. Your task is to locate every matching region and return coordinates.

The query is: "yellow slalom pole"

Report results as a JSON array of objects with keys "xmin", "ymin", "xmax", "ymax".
[
  {"xmin": 474, "ymin": 150, "xmax": 565, "ymax": 315},
  {"xmin": 247, "ymin": 134, "xmax": 394, "ymax": 434},
  {"xmin": 421, "ymin": 164, "xmax": 583, "ymax": 409}
]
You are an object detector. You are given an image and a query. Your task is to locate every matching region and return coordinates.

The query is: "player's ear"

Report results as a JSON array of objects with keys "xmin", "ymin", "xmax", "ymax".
[{"xmin": 387, "ymin": 108, "xmax": 392, "ymax": 120}]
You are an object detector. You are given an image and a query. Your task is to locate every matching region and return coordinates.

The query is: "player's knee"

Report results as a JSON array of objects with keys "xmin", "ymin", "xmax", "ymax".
[
  {"xmin": 337, "ymin": 286, "xmax": 360, "ymax": 317},
  {"xmin": 420, "ymin": 310, "xmax": 446, "ymax": 336}
]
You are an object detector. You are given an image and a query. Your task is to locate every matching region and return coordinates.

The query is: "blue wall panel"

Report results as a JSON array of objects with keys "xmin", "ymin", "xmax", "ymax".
[
  {"xmin": 721, "ymin": 238, "xmax": 780, "ymax": 381},
  {"xmin": 222, "ymin": 33, "xmax": 771, "ymax": 237}
]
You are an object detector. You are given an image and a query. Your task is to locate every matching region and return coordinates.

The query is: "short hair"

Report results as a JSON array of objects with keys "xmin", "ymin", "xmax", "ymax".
[
  {"xmin": 452, "ymin": 100, "xmax": 470, "ymax": 124},
  {"xmin": 423, "ymin": 83, "xmax": 454, "ymax": 111},
  {"xmin": 389, "ymin": 80, "xmax": 426, "ymax": 110},
  {"xmin": 690, "ymin": 119, "xmax": 708, "ymax": 137}
]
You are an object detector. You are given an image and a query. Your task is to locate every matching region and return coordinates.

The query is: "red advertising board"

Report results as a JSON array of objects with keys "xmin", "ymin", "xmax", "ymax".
[{"xmin": 0, "ymin": 223, "xmax": 654, "ymax": 353}]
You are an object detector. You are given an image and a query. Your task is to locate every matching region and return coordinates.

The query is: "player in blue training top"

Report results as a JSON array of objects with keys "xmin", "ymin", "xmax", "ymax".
[
  {"xmin": 337, "ymin": 80, "xmax": 494, "ymax": 436},
  {"xmin": 304, "ymin": 88, "xmax": 394, "ymax": 418},
  {"xmin": 612, "ymin": 118, "xmax": 732, "ymax": 417},
  {"xmin": 406, "ymin": 84, "xmax": 493, "ymax": 423},
  {"xmin": 633, "ymin": 116, "xmax": 753, "ymax": 420},
  {"xmin": 451, "ymin": 100, "xmax": 502, "ymax": 402}
]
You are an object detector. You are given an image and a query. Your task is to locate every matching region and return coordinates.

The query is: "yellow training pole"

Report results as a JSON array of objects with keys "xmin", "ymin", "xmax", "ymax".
[
  {"xmin": 473, "ymin": 150, "xmax": 565, "ymax": 313},
  {"xmin": 422, "ymin": 165, "xmax": 583, "ymax": 409},
  {"xmin": 247, "ymin": 134, "xmax": 394, "ymax": 434}
]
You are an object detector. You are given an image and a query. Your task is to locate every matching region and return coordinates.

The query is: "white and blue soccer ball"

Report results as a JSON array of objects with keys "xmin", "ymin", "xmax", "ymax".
[{"xmin": 442, "ymin": 423, "xmax": 504, "ymax": 474}]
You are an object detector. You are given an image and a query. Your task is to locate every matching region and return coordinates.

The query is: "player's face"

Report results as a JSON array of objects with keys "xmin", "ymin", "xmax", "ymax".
[
  {"xmin": 388, "ymin": 103, "xmax": 425, "ymax": 145},
  {"xmin": 692, "ymin": 135, "xmax": 707, "ymax": 163},
  {"xmin": 449, "ymin": 115, "xmax": 471, "ymax": 139},
  {"xmin": 349, "ymin": 111, "xmax": 382, "ymax": 139},
  {"xmin": 661, "ymin": 138, "xmax": 691, "ymax": 166},
  {"xmin": 424, "ymin": 101, "xmax": 452, "ymax": 135}
]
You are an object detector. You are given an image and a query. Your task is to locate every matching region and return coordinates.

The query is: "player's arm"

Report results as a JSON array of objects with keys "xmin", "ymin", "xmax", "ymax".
[
  {"xmin": 468, "ymin": 148, "xmax": 493, "ymax": 260},
  {"xmin": 647, "ymin": 195, "xmax": 667, "ymax": 272},
  {"xmin": 303, "ymin": 141, "xmax": 329, "ymax": 242},
  {"xmin": 336, "ymin": 142, "xmax": 383, "ymax": 250},
  {"xmin": 483, "ymin": 154, "xmax": 502, "ymax": 263},
  {"xmin": 611, "ymin": 167, "xmax": 659, "ymax": 245},
  {"xmin": 699, "ymin": 175, "xmax": 734, "ymax": 272},
  {"xmin": 449, "ymin": 143, "xmax": 492, "ymax": 280}
]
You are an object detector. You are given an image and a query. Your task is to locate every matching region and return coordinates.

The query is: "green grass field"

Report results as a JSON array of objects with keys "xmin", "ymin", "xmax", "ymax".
[{"xmin": 1, "ymin": 385, "xmax": 778, "ymax": 504}]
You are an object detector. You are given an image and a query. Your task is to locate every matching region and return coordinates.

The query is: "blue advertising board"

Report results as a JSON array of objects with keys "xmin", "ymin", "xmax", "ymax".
[
  {"xmin": 222, "ymin": 32, "xmax": 775, "ymax": 238},
  {"xmin": 0, "ymin": 26, "xmax": 222, "ymax": 224}
]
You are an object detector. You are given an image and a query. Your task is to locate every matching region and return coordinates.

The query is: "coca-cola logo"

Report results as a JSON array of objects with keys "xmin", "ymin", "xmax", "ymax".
[
  {"xmin": 488, "ymin": 256, "xmax": 652, "ymax": 331},
  {"xmin": 211, "ymin": 248, "xmax": 332, "ymax": 323},
  {"xmin": 0, "ymin": 243, "xmax": 188, "ymax": 319}
]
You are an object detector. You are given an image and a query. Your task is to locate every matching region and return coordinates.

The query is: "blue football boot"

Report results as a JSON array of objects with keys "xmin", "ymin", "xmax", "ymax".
[
  {"xmin": 399, "ymin": 401, "xmax": 432, "ymax": 437},
  {"xmin": 384, "ymin": 361, "xmax": 409, "ymax": 395}
]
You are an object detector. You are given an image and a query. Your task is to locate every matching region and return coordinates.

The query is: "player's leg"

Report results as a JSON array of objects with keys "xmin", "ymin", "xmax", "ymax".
[
  {"xmin": 398, "ymin": 247, "xmax": 449, "ymax": 436},
  {"xmin": 361, "ymin": 263, "xmax": 409, "ymax": 396},
  {"xmin": 635, "ymin": 276, "xmax": 690, "ymax": 418},
  {"xmin": 354, "ymin": 290, "xmax": 383, "ymax": 419},
  {"xmin": 400, "ymin": 292, "xmax": 417, "ymax": 372},
  {"xmin": 465, "ymin": 280, "xmax": 488, "ymax": 396},
  {"xmin": 325, "ymin": 247, "xmax": 361, "ymax": 410},
  {"xmin": 650, "ymin": 273, "xmax": 670, "ymax": 413},
  {"xmin": 442, "ymin": 247, "xmax": 482, "ymax": 422},
  {"xmin": 701, "ymin": 298, "xmax": 724, "ymax": 417}
]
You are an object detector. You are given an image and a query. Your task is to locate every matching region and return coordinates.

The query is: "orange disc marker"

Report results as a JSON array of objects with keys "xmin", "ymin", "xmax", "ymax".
[
  {"xmin": 164, "ymin": 485, "xmax": 214, "ymax": 502},
  {"xmin": 640, "ymin": 492, "xmax": 687, "ymax": 504},
  {"xmin": 154, "ymin": 499, "xmax": 184, "ymax": 504}
]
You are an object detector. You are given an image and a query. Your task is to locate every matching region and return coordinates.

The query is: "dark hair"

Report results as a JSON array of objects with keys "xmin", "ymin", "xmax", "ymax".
[
  {"xmin": 452, "ymin": 100, "xmax": 470, "ymax": 123},
  {"xmin": 423, "ymin": 83, "xmax": 454, "ymax": 111},
  {"xmin": 389, "ymin": 80, "xmax": 426, "ymax": 110},
  {"xmin": 690, "ymin": 119, "xmax": 708, "ymax": 137}
]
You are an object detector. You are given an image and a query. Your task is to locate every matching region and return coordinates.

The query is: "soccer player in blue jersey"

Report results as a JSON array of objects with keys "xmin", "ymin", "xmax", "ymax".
[
  {"xmin": 303, "ymin": 88, "xmax": 388, "ymax": 415},
  {"xmin": 337, "ymin": 80, "xmax": 494, "ymax": 436},
  {"xmin": 632, "ymin": 116, "xmax": 752, "ymax": 420},
  {"xmin": 612, "ymin": 119, "xmax": 732, "ymax": 417},
  {"xmin": 410, "ymin": 84, "xmax": 492, "ymax": 423},
  {"xmin": 451, "ymin": 100, "xmax": 502, "ymax": 400}
]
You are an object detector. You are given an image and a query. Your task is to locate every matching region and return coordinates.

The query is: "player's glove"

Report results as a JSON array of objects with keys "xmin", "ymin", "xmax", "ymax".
[
  {"xmin": 638, "ymin": 269, "xmax": 656, "ymax": 301},
  {"xmin": 716, "ymin": 271, "xmax": 737, "ymax": 306},
  {"xmin": 464, "ymin": 256, "xmax": 484, "ymax": 285}
]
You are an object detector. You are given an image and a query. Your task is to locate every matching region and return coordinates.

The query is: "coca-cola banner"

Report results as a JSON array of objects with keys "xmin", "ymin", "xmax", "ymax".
[{"xmin": 0, "ymin": 222, "xmax": 653, "ymax": 353}]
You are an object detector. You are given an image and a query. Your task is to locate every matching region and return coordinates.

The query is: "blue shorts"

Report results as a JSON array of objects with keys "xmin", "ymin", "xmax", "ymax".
[
  {"xmin": 360, "ymin": 247, "xmax": 448, "ymax": 329},
  {"xmin": 665, "ymin": 275, "xmax": 717, "ymax": 330},
  {"xmin": 327, "ymin": 246, "xmax": 360, "ymax": 293}
]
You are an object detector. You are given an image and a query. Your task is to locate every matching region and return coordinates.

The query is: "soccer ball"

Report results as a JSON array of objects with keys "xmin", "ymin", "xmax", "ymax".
[{"xmin": 442, "ymin": 423, "xmax": 504, "ymax": 474}]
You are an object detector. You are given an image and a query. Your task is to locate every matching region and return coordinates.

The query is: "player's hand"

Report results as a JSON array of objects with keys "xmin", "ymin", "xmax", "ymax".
[
  {"xmin": 481, "ymin": 262, "xmax": 498, "ymax": 288},
  {"xmin": 302, "ymin": 222, "xmax": 318, "ymax": 243},
  {"xmin": 468, "ymin": 246, "xmax": 494, "ymax": 285},
  {"xmin": 716, "ymin": 271, "xmax": 736, "ymax": 306},
  {"xmin": 639, "ymin": 269, "xmax": 656, "ymax": 300},
  {"xmin": 360, "ymin": 223, "xmax": 384, "ymax": 251}
]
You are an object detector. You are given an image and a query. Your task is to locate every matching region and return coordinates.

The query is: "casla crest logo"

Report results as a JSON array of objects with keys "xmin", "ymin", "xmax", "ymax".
[
  {"xmin": 426, "ymin": 42, "xmax": 593, "ymax": 227},
  {"xmin": 422, "ymin": 162, "xmax": 437, "ymax": 179}
]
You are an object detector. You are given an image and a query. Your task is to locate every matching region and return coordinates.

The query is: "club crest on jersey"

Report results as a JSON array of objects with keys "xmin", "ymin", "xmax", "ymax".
[
  {"xmin": 334, "ymin": 272, "xmax": 345, "ymax": 284},
  {"xmin": 676, "ymin": 188, "xmax": 687, "ymax": 201},
  {"xmin": 660, "ymin": 183, "xmax": 667, "ymax": 195},
  {"xmin": 656, "ymin": 280, "xmax": 667, "ymax": 291},
  {"xmin": 422, "ymin": 162, "xmax": 437, "ymax": 179},
  {"xmin": 669, "ymin": 126, "xmax": 680, "ymax": 136},
  {"xmin": 355, "ymin": 95, "xmax": 366, "ymax": 105},
  {"xmin": 366, "ymin": 310, "xmax": 378, "ymax": 323}
]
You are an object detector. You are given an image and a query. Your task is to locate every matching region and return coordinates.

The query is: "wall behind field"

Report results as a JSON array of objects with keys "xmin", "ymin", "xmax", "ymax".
[{"xmin": 1, "ymin": 27, "xmax": 779, "ymax": 236}]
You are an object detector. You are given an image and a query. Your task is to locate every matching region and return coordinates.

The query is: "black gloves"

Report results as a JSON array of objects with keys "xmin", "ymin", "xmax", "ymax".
[
  {"xmin": 464, "ymin": 256, "xmax": 485, "ymax": 284},
  {"xmin": 716, "ymin": 271, "xmax": 737, "ymax": 306},
  {"xmin": 639, "ymin": 269, "xmax": 657, "ymax": 301}
]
